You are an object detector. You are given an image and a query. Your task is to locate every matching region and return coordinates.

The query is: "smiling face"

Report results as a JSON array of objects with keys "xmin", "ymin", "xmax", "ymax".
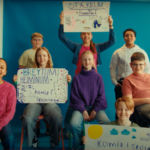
[
  {"xmin": 124, "ymin": 31, "xmax": 136, "ymax": 47},
  {"xmin": 80, "ymin": 32, "xmax": 93, "ymax": 44},
  {"xmin": 116, "ymin": 101, "xmax": 133, "ymax": 122},
  {"xmin": 81, "ymin": 52, "xmax": 94, "ymax": 71},
  {"xmin": 36, "ymin": 49, "xmax": 49, "ymax": 68},
  {"xmin": 130, "ymin": 60, "xmax": 146, "ymax": 75},
  {"xmin": 0, "ymin": 59, "xmax": 7, "ymax": 79},
  {"xmin": 31, "ymin": 37, "xmax": 43, "ymax": 50}
]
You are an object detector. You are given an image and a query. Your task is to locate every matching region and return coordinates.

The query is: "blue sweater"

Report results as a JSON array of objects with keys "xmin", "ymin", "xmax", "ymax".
[
  {"xmin": 59, "ymin": 24, "xmax": 116, "ymax": 65},
  {"xmin": 69, "ymin": 68, "xmax": 107, "ymax": 113}
]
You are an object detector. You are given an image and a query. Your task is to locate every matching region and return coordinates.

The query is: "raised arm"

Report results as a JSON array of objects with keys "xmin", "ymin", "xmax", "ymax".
[
  {"xmin": 59, "ymin": 11, "xmax": 79, "ymax": 53},
  {"xmin": 96, "ymin": 15, "xmax": 116, "ymax": 52}
]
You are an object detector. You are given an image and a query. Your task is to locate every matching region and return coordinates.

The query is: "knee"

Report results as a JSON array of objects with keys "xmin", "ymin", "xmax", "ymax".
[{"xmin": 70, "ymin": 121, "xmax": 80, "ymax": 131}]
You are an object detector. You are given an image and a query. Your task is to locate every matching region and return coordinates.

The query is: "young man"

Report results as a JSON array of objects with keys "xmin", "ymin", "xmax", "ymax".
[
  {"xmin": 18, "ymin": 32, "xmax": 43, "ymax": 68},
  {"xmin": 109, "ymin": 29, "xmax": 150, "ymax": 100},
  {"xmin": 122, "ymin": 52, "xmax": 150, "ymax": 123}
]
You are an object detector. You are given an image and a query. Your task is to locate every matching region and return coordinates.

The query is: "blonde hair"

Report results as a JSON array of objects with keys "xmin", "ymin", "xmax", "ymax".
[
  {"xmin": 81, "ymin": 51, "xmax": 96, "ymax": 70},
  {"xmin": 115, "ymin": 96, "xmax": 134, "ymax": 111},
  {"xmin": 31, "ymin": 32, "xmax": 43, "ymax": 39},
  {"xmin": 33, "ymin": 47, "xmax": 53, "ymax": 68}
]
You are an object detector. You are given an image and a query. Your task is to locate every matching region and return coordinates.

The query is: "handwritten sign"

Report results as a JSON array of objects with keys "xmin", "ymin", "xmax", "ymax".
[
  {"xmin": 85, "ymin": 124, "xmax": 150, "ymax": 150},
  {"xmin": 63, "ymin": 1, "xmax": 110, "ymax": 32},
  {"xmin": 17, "ymin": 68, "xmax": 68, "ymax": 103}
]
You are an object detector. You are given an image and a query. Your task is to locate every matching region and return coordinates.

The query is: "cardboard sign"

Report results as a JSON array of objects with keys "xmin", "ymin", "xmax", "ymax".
[
  {"xmin": 63, "ymin": 1, "xmax": 110, "ymax": 32},
  {"xmin": 85, "ymin": 124, "xmax": 150, "ymax": 150},
  {"xmin": 17, "ymin": 68, "xmax": 68, "ymax": 103}
]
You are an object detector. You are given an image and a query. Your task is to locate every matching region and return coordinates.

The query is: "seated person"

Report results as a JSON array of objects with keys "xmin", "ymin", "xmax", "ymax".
[
  {"xmin": 122, "ymin": 52, "xmax": 150, "ymax": 125},
  {"xmin": 82, "ymin": 96, "xmax": 139, "ymax": 144}
]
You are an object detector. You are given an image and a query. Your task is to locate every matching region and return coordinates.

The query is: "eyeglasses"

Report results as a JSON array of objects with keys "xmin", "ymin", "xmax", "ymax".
[{"xmin": 131, "ymin": 64, "xmax": 144, "ymax": 67}]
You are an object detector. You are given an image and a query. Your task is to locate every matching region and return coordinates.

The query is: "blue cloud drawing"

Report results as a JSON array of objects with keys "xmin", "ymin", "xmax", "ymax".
[
  {"xmin": 121, "ymin": 129, "xmax": 130, "ymax": 135},
  {"xmin": 110, "ymin": 128, "xmax": 118, "ymax": 135},
  {"xmin": 132, "ymin": 128, "xmax": 137, "ymax": 132},
  {"xmin": 132, "ymin": 136, "xmax": 136, "ymax": 139}
]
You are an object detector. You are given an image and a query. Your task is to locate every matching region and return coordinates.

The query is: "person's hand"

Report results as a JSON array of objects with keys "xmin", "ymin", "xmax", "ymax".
[
  {"xmin": 108, "ymin": 15, "xmax": 113, "ymax": 25},
  {"xmin": 13, "ymin": 75, "xmax": 18, "ymax": 82},
  {"xmin": 116, "ymin": 83, "xmax": 122, "ymax": 87},
  {"xmin": 82, "ymin": 136, "xmax": 87, "ymax": 144},
  {"xmin": 66, "ymin": 74, "xmax": 71, "ymax": 83},
  {"xmin": 60, "ymin": 11, "xmax": 64, "ymax": 25},
  {"xmin": 82, "ymin": 110, "xmax": 90, "ymax": 121},
  {"xmin": 89, "ymin": 110, "xmax": 96, "ymax": 121}
]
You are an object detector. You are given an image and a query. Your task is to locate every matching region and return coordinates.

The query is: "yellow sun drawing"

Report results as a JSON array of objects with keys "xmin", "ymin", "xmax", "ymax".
[{"xmin": 88, "ymin": 125, "xmax": 103, "ymax": 139}]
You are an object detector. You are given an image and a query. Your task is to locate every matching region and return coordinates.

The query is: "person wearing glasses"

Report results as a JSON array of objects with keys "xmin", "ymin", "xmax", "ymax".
[{"xmin": 109, "ymin": 29, "xmax": 150, "ymax": 102}]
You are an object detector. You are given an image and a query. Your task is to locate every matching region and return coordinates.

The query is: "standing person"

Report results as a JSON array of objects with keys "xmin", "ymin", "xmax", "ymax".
[
  {"xmin": 0, "ymin": 58, "xmax": 16, "ymax": 150},
  {"xmin": 13, "ymin": 47, "xmax": 71, "ymax": 148},
  {"xmin": 82, "ymin": 96, "xmax": 139, "ymax": 145},
  {"xmin": 59, "ymin": 11, "xmax": 115, "ymax": 74},
  {"xmin": 66, "ymin": 51, "xmax": 110, "ymax": 150},
  {"xmin": 110, "ymin": 29, "xmax": 150, "ymax": 100},
  {"xmin": 122, "ymin": 52, "xmax": 150, "ymax": 125}
]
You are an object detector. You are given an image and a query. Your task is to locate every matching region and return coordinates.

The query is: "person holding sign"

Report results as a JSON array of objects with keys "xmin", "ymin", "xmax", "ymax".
[
  {"xmin": 0, "ymin": 58, "xmax": 16, "ymax": 150},
  {"xmin": 122, "ymin": 52, "xmax": 150, "ymax": 126},
  {"xmin": 13, "ymin": 47, "xmax": 71, "ymax": 148},
  {"xmin": 82, "ymin": 96, "xmax": 139, "ymax": 144},
  {"xmin": 59, "ymin": 11, "xmax": 115, "ymax": 74},
  {"xmin": 66, "ymin": 51, "xmax": 110, "ymax": 150},
  {"xmin": 109, "ymin": 29, "xmax": 150, "ymax": 101}
]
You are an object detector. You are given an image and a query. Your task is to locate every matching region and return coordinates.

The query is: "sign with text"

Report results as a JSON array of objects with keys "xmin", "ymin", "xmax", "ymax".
[
  {"xmin": 17, "ymin": 68, "xmax": 68, "ymax": 103},
  {"xmin": 85, "ymin": 124, "xmax": 150, "ymax": 150},
  {"xmin": 63, "ymin": 1, "xmax": 110, "ymax": 32}
]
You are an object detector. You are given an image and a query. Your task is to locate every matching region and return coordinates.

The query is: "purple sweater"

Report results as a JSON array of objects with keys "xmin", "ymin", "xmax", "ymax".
[{"xmin": 69, "ymin": 68, "xmax": 107, "ymax": 113}]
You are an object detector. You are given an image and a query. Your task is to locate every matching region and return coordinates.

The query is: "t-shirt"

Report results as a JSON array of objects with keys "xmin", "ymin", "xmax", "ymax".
[
  {"xmin": 75, "ymin": 45, "xmax": 97, "ymax": 74},
  {"xmin": 122, "ymin": 73, "xmax": 150, "ymax": 98},
  {"xmin": 107, "ymin": 120, "xmax": 139, "ymax": 127},
  {"xmin": 19, "ymin": 48, "xmax": 36, "ymax": 68}
]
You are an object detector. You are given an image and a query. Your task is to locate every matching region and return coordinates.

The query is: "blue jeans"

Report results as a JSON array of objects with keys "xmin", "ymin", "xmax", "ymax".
[
  {"xmin": 21, "ymin": 103, "xmax": 63, "ymax": 147},
  {"xmin": 64, "ymin": 106, "xmax": 110, "ymax": 149},
  {"xmin": 0, "ymin": 123, "xmax": 15, "ymax": 150}
]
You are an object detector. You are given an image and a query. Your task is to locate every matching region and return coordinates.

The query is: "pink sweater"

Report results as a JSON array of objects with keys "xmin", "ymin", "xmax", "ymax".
[
  {"xmin": 0, "ymin": 81, "xmax": 16, "ymax": 130},
  {"xmin": 122, "ymin": 73, "xmax": 150, "ymax": 98}
]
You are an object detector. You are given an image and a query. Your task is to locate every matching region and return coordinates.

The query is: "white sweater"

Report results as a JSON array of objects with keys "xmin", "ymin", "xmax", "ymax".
[{"xmin": 109, "ymin": 44, "xmax": 150, "ymax": 86}]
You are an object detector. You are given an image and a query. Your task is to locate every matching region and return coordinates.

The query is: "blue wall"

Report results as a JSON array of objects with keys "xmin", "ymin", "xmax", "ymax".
[{"xmin": 3, "ymin": 0, "xmax": 150, "ymax": 127}]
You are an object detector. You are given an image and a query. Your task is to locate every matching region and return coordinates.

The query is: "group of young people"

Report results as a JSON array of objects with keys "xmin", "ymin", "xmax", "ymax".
[{"xmin": 0, "ymin": 11, "xmax": 150, "ymax": 150}]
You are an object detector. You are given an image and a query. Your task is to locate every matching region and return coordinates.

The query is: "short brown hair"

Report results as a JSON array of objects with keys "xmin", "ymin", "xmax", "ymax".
[
  {"xmin": 131, "ymin": 52, "xmax": 145, "ymax": 62},
  {"xmin": 115, "ymin": 96, "xmax": 134, "ymax": 111},
  {"xmin": 31, "ymin": 32, "xmax": 43, "ymax": 39},
  {"xmin": 33, "ymin": 47, "xmax": 53, "ymax": 68}
]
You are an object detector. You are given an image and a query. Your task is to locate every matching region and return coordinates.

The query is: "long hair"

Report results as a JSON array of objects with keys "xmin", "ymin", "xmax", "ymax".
[
  {"xmin": 90, "ymin": 40, "xmax": 97, "ymax": 54},
  {"xmin": 33, "ymin": 47, "xmax": 53, "ymax": 68},
  {"xmin": 81, "ymin": 51, "xmax": 96, "ymax": 70}
]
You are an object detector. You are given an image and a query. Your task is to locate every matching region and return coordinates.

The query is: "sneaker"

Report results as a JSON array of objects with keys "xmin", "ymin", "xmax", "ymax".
[
  {"xmin": 36, "ymin": 128, "xmax": 41, "ymax": 137},
  {"xmin": 32, "ymin": 138, "xmax": 39, "ymax": 148},
  {"xmin": 50, "ymin": 137, "xmax": 55, "ymax": 148},
  {"xmin": 65, "ymin": 132, "xmax": 73, "ymax": 139},
  {"xmin": 45, "ymin": 128, "xmax": 51, "ymax": 135}
]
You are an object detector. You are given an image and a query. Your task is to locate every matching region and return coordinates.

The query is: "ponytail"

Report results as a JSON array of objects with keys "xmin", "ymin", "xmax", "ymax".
[{"xmin": 90, "ymin": 40, "xmax": 96, "ymax": 54}]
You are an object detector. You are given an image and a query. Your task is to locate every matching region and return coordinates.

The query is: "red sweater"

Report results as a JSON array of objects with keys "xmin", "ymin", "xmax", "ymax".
[{"xmin": 0, "ymin": 81, "xmax": 16, "ymax": 130}]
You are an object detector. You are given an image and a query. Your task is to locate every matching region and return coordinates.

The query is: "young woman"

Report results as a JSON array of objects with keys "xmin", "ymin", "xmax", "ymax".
[
  {"xmin": 13, "ymin": 47, "xmax": 71, "ymax": 148},
  {"xmin": 65, "ymin": 51, "xmax": 110, "ymax": 150},
  {"xmin": 0, "ymin": 58, "xmax": 16, "ymax": 150},
  {"xmin": 59, "ymin": 11, "xmax": 115, "ymax": 74}
]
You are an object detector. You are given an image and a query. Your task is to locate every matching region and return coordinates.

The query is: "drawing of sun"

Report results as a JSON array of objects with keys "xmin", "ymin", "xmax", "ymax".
[{"xmin": 88, "ymin": 125, "xmax": 103, "ymax": 139}]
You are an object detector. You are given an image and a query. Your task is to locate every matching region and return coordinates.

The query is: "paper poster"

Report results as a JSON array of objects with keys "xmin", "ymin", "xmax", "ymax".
[
  {"xmin": 17, "ymin": 68, "xmax": 68, "ymax": 103},
  {"xmin": 85, "ymin": 124, "xmax": 150, "ymax": 150},
  {"xmin": 63, "ymin": 1, "xmax": 110, "ymax": 32}
]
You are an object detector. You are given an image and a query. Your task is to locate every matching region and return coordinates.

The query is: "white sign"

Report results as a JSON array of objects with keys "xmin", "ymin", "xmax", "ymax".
[
  {"xmin": 63, "ymin": 1, "xmax": 110, "ymax": 32},
  {"xmin": 17, "ymin": 68, "xmax": 68, "ymax": 103},
  {"xmin": 85, "ymin": 124, "xmax": 150, "ymax": 150}
]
